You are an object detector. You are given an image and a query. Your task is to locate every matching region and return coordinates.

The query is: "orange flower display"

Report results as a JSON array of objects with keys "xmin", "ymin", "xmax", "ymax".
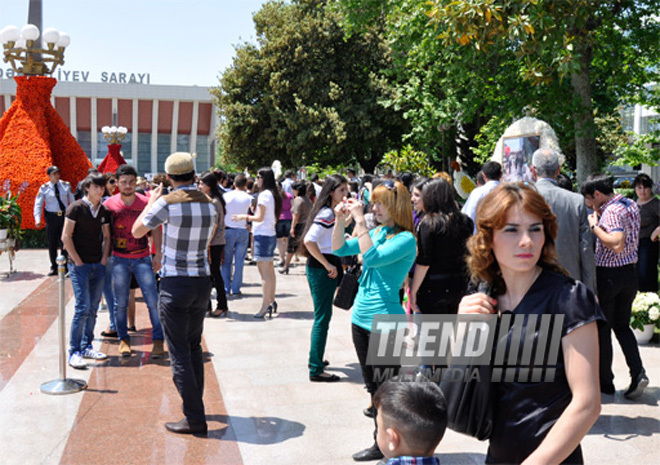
[{"xmin": 0, "ymin": 76, "xmax": 92, "ymax": 229}]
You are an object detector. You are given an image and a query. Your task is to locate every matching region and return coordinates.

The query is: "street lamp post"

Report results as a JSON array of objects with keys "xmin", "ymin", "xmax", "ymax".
[{"xmin": 0, "ymin": 24, "xmax": 70, "ymax": 76}]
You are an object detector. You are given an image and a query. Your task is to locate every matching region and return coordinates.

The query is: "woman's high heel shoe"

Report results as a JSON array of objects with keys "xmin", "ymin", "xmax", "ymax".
[
  {"xmin": 278, "ymin": 267, "xmax": 289, "ymax": 275},
  {"xmin": 272, "ymin": 300, "xmax": 278, "ymax": 313},
  {"xmin": 254, "ymin": 305, "xmax": 273, "ymax": 319}
]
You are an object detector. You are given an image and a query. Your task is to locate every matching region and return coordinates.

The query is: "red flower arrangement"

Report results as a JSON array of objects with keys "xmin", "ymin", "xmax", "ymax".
[
  {"xmin": 0, "ymin": 76, "xmax": 92, "ymax": 229},
  {"xmin": 98, "ymin": 144, "xmax": 127, "ymax": 174}
]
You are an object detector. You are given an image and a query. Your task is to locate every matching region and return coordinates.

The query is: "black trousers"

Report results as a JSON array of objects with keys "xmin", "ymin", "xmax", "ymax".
[
  {"xmin": 637, "ymin": 238, "xmax": 658, "ymax": 292},
  {"xmin": 352, "ymin": 323, "xmax": 399, "ymax": 451},
  {"xmin": 45, "ymin": 211, "xmax": 65, "ymax": 271},
  {"xmin": 416, "ymin": 273, "xmax": 466, "ymax": 315},
  {"xmin": 209, "ymin": 245, "xmax": 228, "ymax": 311},
  {"xmin": 159, "ymin": 276, "xmax": 212, "ymax": 423},
  {"xmin": 596, "ymin": 265, "xmax": 644, "ymax": 388}
]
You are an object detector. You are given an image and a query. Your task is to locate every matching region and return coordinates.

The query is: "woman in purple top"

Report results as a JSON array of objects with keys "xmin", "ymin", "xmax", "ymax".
[{"xmin": 276, "ymin": 185, "xmax": 294, "ymax": 268}]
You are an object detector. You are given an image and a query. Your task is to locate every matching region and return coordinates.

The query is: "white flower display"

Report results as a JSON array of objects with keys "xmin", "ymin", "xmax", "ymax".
[
  {"xmin": 649, "ymin": 306, "xmax": 660, "ymax": 322},
  {"xmin": 630, "ymin": 291, "xmax": 660, "ymax": 331}
]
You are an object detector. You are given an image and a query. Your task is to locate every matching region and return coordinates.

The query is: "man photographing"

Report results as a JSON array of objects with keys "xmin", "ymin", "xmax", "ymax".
[{"xmin": 132, "ymin": 152, "xmax": 217, "ymax": 435}]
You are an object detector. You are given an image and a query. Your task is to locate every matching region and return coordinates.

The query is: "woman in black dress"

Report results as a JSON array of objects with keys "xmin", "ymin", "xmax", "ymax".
[
  {"xmin": 410, "ymin": 177, "xmax": 473, "ymax": 314},
  {"xmin": 633, "ymin": 173, "xmax": 660, "ymax": 292},
  {"xmin": 458, "ymin": 183, "xmax": 603, "ymax": 464}
]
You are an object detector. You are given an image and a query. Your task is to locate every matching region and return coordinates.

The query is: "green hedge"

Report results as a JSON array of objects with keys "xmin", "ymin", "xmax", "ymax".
[{"xmin": 19, "ymin": 229, "xmax": 48, "ymax": 249}]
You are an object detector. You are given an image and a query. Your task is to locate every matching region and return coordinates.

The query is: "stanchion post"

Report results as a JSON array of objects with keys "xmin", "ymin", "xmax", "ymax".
[{"xmin": 40, "ymin": 255, "xmax": 87, "ymax": 395}]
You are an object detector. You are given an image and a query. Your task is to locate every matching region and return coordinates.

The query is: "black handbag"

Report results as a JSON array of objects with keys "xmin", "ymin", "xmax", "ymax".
[
  {"xmin": 439, "ymin": 362, "xmax": 493, "ymax": 440},
  {"xmin": 333, "ymin": 264, "xmax": 361, "ymax": 310}
]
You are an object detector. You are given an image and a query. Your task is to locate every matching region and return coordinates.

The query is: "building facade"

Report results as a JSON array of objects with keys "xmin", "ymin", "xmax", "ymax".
[{"xmin": 0, "ymin": 78, "xmax": 218, "ymax": 177}]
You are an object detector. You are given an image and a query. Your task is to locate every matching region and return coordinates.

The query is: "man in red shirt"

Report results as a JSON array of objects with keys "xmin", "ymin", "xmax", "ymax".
[{"xmin": 104, "ymin": 164, "xmax": 164, "ymax": 358}]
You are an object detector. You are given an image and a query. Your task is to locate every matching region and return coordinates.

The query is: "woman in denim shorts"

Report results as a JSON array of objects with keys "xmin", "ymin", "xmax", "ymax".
[{"xmin": 232, "ymin": 167, "xmax": 282, "ymax": 318}]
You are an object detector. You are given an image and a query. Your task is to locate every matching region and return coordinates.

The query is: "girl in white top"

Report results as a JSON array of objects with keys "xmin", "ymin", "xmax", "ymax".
[
  {"xmin": 232, "ymin": 167, "xmax": 281, "ymax": 318},
  {"xmin": 302, "ymin": 174, "xmax": 349, "ymax": 382}
]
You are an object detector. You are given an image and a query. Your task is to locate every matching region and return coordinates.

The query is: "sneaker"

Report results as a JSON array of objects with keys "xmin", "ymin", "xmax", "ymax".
[
  {"xmin": 152, "ymin": 340, "xmax": 165, "ymax": 359},
  {"xmin": 68, "ymin": 352, "xmax": 87, "ymax": 369},
  {"xmin": 82, "ymin": 348, "xmax": 108, "ymax": 360},
  {"xmin": 624, "ymin": 370, "xmax": 649, "ymax": 400},
  {"xmin": 119, "ymin": 339, "xmax": 132, "ymax": 358}
]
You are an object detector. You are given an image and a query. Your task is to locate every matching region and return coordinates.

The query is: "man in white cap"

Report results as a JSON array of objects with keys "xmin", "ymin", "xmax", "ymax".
[{"xmin": 132, "ymin": 152, "xmax": 217, "ymax": 435}]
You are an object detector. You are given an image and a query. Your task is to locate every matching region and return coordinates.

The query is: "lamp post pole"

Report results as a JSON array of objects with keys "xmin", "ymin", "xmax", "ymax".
[{"xmin": 27, "ymin": 0, "xmax": 43, "ymax": 60}]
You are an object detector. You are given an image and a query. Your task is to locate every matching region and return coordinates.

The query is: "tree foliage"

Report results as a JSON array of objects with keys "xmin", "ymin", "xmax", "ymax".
[
  {"xmin": 337, "ymin": 0, "xmax": 660, "ymax": 181},
  {"xmin": 213, "ymin": 0, "xmax": 406, "ymax": 172},
  {"xmin": 380, "ymin": 144, "xmax": 434, "ymax": 177}
]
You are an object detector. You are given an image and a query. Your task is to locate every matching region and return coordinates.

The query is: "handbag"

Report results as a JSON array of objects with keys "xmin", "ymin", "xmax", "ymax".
[
  {"xmin": 439, "ymin": 362, "xmax": 493, "ymax": 440},
  {"xmin": 333, "ymin": 263, "xmax": 361, "ymax": 310}
]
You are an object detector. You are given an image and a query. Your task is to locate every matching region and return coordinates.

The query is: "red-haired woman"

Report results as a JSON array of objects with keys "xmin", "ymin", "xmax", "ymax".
[
  {"xmin": 458, "ymin": 183, "xmax": 603, "ymax": 464},
  {"xmin": 332, "ymin": 180, "xmax": 417, "ymax": 462}
]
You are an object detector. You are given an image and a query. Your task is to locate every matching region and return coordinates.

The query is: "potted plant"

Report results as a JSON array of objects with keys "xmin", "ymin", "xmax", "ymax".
[
  {"xmin": 630, "ymin": 291, "xmax": 660, "ymax": 344},
  {"xmin": 0, "ymin": 180, "xmax": 27, "ymax": 243}
]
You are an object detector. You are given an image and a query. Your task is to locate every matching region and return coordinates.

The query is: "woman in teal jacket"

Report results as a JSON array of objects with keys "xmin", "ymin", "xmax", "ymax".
[{"xmin": 332, "ymin": 179, "xmax": 417, "ymax": 462}]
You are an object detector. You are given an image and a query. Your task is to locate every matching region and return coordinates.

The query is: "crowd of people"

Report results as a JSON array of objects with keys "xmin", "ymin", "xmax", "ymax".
[{"xmin": 31, "ymin": 146, "xmax": 656, "ymax": 464}]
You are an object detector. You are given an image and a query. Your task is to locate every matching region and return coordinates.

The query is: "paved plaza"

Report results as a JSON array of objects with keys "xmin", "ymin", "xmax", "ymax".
[{"xmin": 0, "ymin": 250, "xmax": 658, "ymax": 465}]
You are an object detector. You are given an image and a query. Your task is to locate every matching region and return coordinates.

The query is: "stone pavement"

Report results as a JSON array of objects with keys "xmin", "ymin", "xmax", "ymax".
[{"xmin": 0, "ymin": 250, "xmax": 658, "ymax": 465}]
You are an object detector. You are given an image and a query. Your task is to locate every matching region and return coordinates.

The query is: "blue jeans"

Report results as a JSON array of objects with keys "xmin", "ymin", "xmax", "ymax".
[
  {"xmin": 103, "ymin": 256, "xmax": 117, "ymax": 331},
  {"xmin": 112, "ymin": 255, "xmax": 163, "ymax": 341},
  {"xmin": 222, "ymin": 228, "xmax": 249, "ymax": 294},
  {"xmin": 68, "ymin": 262, "xmax": 106, "ymax": 355}
]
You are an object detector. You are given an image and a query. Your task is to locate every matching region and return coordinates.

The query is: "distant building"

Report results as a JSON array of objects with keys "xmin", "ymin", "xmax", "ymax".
[
  {"xmin": 621, "ymin": 94, "xmax": 659, "ymax": 180},
  {"xmin": 0, "ymin": 76, "xmax": 218, "ymax": 177}
]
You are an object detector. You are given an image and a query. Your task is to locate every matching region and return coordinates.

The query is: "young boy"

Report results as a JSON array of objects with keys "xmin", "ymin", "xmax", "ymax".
[{"xmin": 374, "ymin": 379, "xmax": 447, "ymax": 465}]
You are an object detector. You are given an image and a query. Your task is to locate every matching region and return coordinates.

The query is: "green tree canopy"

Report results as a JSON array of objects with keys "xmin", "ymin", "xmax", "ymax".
[
  {"xmin": 337, "ymin": 0, "xmax": 660, "ymax": 181},
  {"xmin": 213, "ymin": 0, "xmax": 407, "ymax": 172}
]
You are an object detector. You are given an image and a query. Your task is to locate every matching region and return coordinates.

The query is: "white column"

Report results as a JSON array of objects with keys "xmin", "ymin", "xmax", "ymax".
[
  {"xmin": 151, "ymin": 100, "xmax": 159, "ymax": 174},
  {"xmin": 111, "ymin": 97, "xmax": 118, "ymax": 126},
  {"xmin": 91, "ymin": 97, "xmax": 98, "ymax": 164},
  {"xmin": 209, "ymin": 105, "xmax": 219, "ymax": 168},
  {"xmin": 633, "ymin": 104, "xmax": 642, "ymax": 134},
  {"xmin": 3, "ymin": 95, "xmax": 11, "ymax": 111},
  {"xmin": 132, "ymin": 99, "xmax": 139, "ymax": 166},
  {"xmin": 170, "ymin": 100, "xmax": 179, "ymax": 154},
  {"xmin": 69, "ymin": 96, "xmax": 77, "ymax": 139},
  {"xmin": 190, "ymin": 100, "xmax": 199, "ymax": 156}
]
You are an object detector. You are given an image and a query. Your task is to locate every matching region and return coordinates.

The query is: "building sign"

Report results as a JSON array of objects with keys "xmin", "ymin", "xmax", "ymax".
[{"xmin": 0, "ymin": 68, "xmax": 151, "ymax": 84}]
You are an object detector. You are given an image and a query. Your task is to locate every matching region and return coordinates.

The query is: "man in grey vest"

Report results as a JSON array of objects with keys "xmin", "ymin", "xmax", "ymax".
[{"xmin": 532, "ymin": 148, "xmax": 596, "ymax": 292}]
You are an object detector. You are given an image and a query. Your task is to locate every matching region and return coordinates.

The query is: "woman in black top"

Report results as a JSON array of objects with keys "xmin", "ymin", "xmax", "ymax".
[
  {"xmin": 410, "ymin": 177, "xmax": 473, "ymax": 314},
  {"xmin": 633, "ymin": 173, "xmax": 660, "ymax": 292},
  {"xmin": 458, "ymin": 183, "xmax": 603, "ymax": 464}
]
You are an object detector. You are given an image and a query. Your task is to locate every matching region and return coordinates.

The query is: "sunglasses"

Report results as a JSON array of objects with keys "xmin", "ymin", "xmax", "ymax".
[
  {"xmin": 108, "ymin": 180, "xmax": 116, "ymax": 184},
  {"xmin": 381, "ymin": 180, "xmax": 397, "ymax": 198}
]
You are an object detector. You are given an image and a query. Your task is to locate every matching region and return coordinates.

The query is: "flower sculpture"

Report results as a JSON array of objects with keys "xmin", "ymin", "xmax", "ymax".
[
  {"xmin": 0, "ymin": 76, "xmax": 92, "ymax": 229},
  {"xmin": 98, "ymin": 143, "xmax": 127, "ymax": 175}
]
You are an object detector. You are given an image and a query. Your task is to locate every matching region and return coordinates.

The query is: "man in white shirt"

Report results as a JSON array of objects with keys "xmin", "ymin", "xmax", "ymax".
[
  {"xmin": 281, "ymin": 170, "xmax": 296, "ymax": 196},
  {"xmin": 461, "ymin": 161, "xmax": 502, "ymax": 233},
  {"xmin": 222, "ymin": 174, "xmax": 254, "ymax": 296}
]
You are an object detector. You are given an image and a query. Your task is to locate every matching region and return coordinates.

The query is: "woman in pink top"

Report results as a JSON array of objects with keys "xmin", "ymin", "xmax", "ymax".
[{"xmin": 276, "ymin": 184, "xmax": 294, "ymax": 268}]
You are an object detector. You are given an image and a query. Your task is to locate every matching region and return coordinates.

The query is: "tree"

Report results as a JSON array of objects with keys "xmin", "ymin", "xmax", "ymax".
[
  {"xmin": 213, "ymin": 0, "xmax": 406, "ymax": 172},
  {"xmin": 425, "ymin": 0, "xmax": 660, "ymax": 182},
  {"xmin": 338, "ymin": 0, "xmax": 660, "ymax": 181}
]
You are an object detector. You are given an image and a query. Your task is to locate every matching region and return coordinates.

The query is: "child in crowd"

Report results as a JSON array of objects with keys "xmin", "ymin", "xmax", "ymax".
[{"xmin": 374, "ymin": 379, "xmax": 447, "ymax": 465}]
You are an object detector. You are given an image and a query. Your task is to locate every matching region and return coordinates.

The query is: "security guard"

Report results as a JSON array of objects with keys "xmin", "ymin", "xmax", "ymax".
[{"xmin": 34, "ymin": 166, "xmax": 76, "ymax": 275}]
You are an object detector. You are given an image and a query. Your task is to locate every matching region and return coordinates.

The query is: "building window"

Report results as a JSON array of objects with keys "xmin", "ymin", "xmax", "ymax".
[
  {"xmin": 157, "ymin": 134, "xmax": 170, "ymax": 173},
  {"xmin": 176, "ymin": 134, "xmax": 191, "ymax": 153},
  {"xmin": 77, "ymin": 132, "xmax": 92, "ymax": 160},
  {"xmin": 196, "ymin": 137, "xmax": 211, "ymax": 172},
  {"xmin": 137, "ymin": 132, "xmax": 152, "ymax": 176}
]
